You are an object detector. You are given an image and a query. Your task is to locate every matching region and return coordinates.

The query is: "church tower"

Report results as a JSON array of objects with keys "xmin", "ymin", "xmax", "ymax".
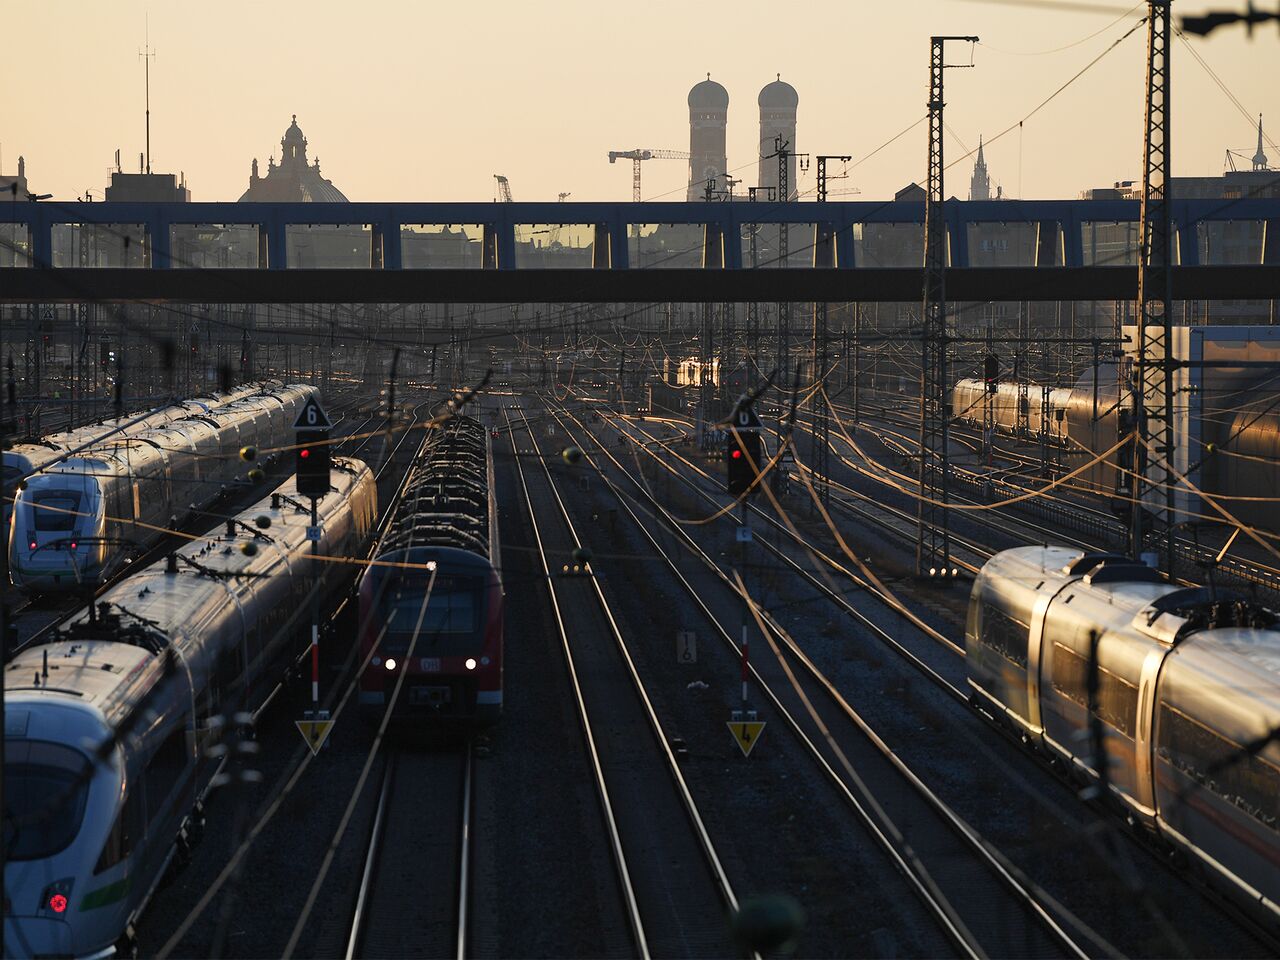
[
  {"xmin": 687, "ymin": 75, "xmax": 729, "ymax": 201},
  {"xmin": 758, "ymin": 75, "xmax": 799, "ymax": 200},
  {"xmin": 1254, "ymin": 115, "xmax": 1270, "ymax": 172},
  {"xmin": 969, "ymin": 136, "xmax": 991, "ymax": 201}
]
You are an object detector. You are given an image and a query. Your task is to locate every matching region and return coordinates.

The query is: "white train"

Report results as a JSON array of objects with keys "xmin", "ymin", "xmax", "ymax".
[
  {"xmin": 8, "ymin": 384, "xmax": 317, "ymax": 593},
  {"xmin": 2, "ymin": 382, "xmax": 280, "ymax": 523},
  {"xmin": 3, "ymin": 459, "xmax": 377, "ymax": 960},
  {"xmin": 968, "ymin": 546, "xmax": 1280, "ymax": 925}
]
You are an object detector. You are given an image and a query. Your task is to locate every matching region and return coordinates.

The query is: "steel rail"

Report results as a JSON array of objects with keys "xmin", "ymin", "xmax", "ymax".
[
  {"xmin": 502, "ymin": 405, "xmax": 650, "ymax": 959},
  {"xmin": 520, "ymin": 408, "xmax": 743, "ymax": 922},
  {"xmin": 551, "ymin": 400, "xmax": 1102, "ymax": 960}
]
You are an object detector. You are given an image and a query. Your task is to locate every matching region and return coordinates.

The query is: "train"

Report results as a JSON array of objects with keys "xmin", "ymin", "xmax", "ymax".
[
  {"xmin": 2, "ymin": 382, "xmax": 278, "ymax": 528},
  {"xmin": 2, "ymin": 458, "xmax": 377, "ymax": 960},
  {"xmin": 967, "ymin": 546, "xmax": 1280, "ymax": 925},
  {"xmin": 8, "ymin": 383, "xmax": 317, "ymax": 593},
  {"xmin": 358, "ymin": 414, "xmax": 503, "ymax": 723},
  {"xmin": 952, "ymin": 370, "xmax": 1280, "ymax": 537}
]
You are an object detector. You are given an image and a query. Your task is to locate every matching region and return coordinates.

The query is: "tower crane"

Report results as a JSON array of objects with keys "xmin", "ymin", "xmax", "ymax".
[
  {"xmin": 607, "ymin": 148, "xmax": 690, "ymax": 202},
  {"xmin": 493, "ymin": 174, "xmax": 513, "ymax": 202}
]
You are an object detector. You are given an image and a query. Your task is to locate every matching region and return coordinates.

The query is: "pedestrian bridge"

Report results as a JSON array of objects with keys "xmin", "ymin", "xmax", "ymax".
[{"xmin": 1, "ymin": 198, "xmax": 1277, "ymax": 303}]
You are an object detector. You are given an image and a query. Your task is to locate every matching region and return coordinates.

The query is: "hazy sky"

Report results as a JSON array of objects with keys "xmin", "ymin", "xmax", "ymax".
[{"xmin": 3, "ymin": 1, "xmax": 1276, "ymax": 204}]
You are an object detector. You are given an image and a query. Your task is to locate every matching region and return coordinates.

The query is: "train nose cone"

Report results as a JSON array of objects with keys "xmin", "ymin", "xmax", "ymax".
[{"xmin": 3, "ymin": 915, "xmax": 74, "ymax": 959}]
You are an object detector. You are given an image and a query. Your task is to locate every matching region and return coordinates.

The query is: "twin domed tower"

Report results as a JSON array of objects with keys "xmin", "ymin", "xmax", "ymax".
[{"xmin": 686, "ymin": 74, "xmax": 798, "ymax": 201}]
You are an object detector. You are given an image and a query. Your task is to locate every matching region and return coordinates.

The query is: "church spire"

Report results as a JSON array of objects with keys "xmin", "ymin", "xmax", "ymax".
[
  {"xmin": 969, "ymin": 135, "xmax": 990, "ymax": 201},
  {"xmin": 1254, "ymin": 114, "xmax": 1270, "ymax": 172}
]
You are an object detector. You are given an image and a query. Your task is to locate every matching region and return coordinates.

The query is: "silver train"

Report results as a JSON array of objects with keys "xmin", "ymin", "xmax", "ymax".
[
  {"xmin": 8, "ymin": 384, "xmax": 317, "ymax": 593},
  {"xmin": 952, "ymin": 374, "xmax": 1280, "ymax": 537},
  {"xmin": 3, "ymin": 459, "xmax": 377, "ymax": 960},
  {"xmin": 2, "ymin": 382, "xmax": 279, "ymax": 524},
  {"xmin": 968, "ymin": 546, "xmax": 1280, "ymax": 924}
]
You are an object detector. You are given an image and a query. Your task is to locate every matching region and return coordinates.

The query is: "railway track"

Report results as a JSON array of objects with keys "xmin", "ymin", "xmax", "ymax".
[
  {"xmin": 547, "ymin": 399, "xmax": 1100, "ymax": 960},
  {"xmin": 572, "ymin": 392, "xmax": 1278, "ymax": 956},
  {"xmin": 504, "ymin": 404, "xmax": 741, "ymax": 959},
  {"xmin": 346, "ymin": 746, "xmax": 473, "ymax": 959}
]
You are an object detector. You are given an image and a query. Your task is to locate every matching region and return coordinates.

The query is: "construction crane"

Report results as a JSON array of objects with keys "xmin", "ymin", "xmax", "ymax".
[
  {"xmin": 607, "ymin": 148, "xmax": 690, "ymax": 202},
  {"xmin": 494, "ymin": 174, "xmax": 513, "ymax": 202}
]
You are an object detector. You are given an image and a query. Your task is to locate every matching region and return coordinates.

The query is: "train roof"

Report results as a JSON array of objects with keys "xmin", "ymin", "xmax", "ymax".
[
  {"xmin": 982, "ymin": 545, "xmax": 1279, "ymax": 645},
  {"xmin": 4, "ymin": 457, "xmax": 371, "ymax": 730},
  {"xmin": 381, "ymin": 415, "xmax": 492, "ymax": 560}
]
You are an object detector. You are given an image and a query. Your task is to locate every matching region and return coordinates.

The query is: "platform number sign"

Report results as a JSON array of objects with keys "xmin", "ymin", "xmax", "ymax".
[{"xmin": 294, "ymin": 397, "xmax": 333, "ymax": 497}]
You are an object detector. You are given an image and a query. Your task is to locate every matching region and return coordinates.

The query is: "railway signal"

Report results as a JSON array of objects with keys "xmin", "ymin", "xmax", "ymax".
[
  {"xmin": 294, "ymin": 396, "xmax": 332, "ymax": 497},
  {"xmin": 725, "ymin": 402, "xmax": 764, "ymax": 497}
]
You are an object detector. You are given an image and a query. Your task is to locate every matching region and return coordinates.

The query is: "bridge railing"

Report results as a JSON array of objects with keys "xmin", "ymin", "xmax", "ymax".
[{"xmin": 2, "ymin": 198, "xmax": 1278, "ymax": 272}]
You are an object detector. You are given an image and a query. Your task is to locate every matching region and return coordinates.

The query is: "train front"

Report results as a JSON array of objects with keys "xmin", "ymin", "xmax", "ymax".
[
  {"xmin": 358, "ymin": 546, "xmax": 504, "ymax": 723},
  {"xmin": 4, "ymin": 693, "xmax": 130, "ymax": 960},
  {"xmin": 9, "ymin": 466, "xmax": 108, "ymax": 593}
]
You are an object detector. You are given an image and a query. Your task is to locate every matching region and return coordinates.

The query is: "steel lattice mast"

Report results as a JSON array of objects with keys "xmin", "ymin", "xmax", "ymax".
[
  {"xmin": 917, "ymin": 35, "xmax": 977, "ymax": 577},
  {"xmin": 1133, "ymin": 1, "xmax": 1176, "ymax": 573},
  {"xmin": 812, "ymin": 155, "xmax": 850, "ymax": 511}
]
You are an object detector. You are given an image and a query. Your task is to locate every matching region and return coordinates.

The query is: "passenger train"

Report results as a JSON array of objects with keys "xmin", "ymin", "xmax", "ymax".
[
  {"xmin": 2, "ymin": 459, "xmax": 377, "ymax": 960},
  {"xmin": 358, "ymin": 414, "xmax": 503, "ymax": 723},
  {"xmin": 968, "ymin": 546, "xmax": 1280, "ymax": 925},
  {"xmin": 2, "ymin": 382, "xmax": 276, "ymax": 529},
  {"xmin": 8, "ymin": 384, "xmax": 317, "ymax": 593}
]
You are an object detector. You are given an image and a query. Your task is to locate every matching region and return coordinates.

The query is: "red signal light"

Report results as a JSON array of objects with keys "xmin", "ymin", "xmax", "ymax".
[
  {"xmin": 731, "ymin": 449, "xmax": 742, "ymax": 459},
  {"xmin": 300, "ymin": 448, "xmax": 311, "ymax": 459},
  {"xmin": 49, "ymin": 894, "xmax": 67, "ymax": 914},
  {"xmin": 69, "ymin": 542, "xmax": 77, "ymax": 550}
]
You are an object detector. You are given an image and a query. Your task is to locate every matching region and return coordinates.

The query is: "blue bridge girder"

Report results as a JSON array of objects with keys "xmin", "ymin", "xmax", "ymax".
[{"xmin": 1, "ymin": 198, "xmax": 1277, "ymax": 303}]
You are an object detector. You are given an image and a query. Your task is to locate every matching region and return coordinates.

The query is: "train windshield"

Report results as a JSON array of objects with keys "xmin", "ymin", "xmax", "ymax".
[
  {"xmin": 3, "ymin": 741, "xmax": 92, "ymax": 862},
  {"xmin": 383, "ymin": 576, "xmax": 480, "ymax": 653},
  {"xmin": 30, "ymin": 491, "xmax": 82, "ymax": 532}
]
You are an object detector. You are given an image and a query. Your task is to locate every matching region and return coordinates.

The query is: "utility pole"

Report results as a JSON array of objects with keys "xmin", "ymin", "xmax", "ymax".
[
  {"xmin": 917, "ymin": 35, "xmax": 978, "ymax": 579},
  {"xmin": 810, "ymin": 155, "xmax": 849, "ymax": 512},
  {"xmin": 1132, "ymin": 0, "xmax": 1176, "ymax": 574}
]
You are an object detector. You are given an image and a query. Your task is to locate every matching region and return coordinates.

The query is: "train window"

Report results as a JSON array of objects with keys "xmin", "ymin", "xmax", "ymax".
[
  {"xmin": 30, "ymin": 491, "xmax": 81, "ymax": 531},
  {"xmin": 144, "ymin": 721, "xmax": 190, "ymax": 820},
  {"xmin": 1157, "ymin": 704, "xmax": 1280, "ymax": 835},
  {"xmin": 94, "ymin": 788, "xmax": 142, "ymax": 874},
  {"xmin": 3, "ymin": 741, "xmax": 92, "ymax": 861},
  {"xmin": 980, "ymin": 602, "xmax": 1028, "ymax": 668},
  {"xmin": 1050, "ymin": 642, "xmax": 1138, "ymax": 738}
]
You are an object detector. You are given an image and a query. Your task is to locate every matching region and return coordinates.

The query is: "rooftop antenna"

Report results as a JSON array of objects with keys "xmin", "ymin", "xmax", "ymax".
[{"xmin": 140, "ymin": 17, "xmax": 155, "ymax": 175}]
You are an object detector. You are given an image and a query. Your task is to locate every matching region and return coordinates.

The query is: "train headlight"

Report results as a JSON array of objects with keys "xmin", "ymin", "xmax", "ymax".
[
  {"xmin": 384, "ymin": 658, "xmax": 397, "ymax": 671},
  {"xmin": 465, "ymin": 658, "xmax": 477, "ymax": 671}
]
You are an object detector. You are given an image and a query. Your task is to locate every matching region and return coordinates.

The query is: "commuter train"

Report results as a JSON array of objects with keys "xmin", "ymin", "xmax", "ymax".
[
  {"xmin": 951, "ymin": 378, "xmax": 1074, "ymax": 440},
  {"xmin": 952, "ymin": 372, "xmax": 1280, "ymax": 537},
  {"xmin": 358, "ymin": 414, "xmax": 503, "ymax": 723},
  {"xmin": 968, "ymin": 546, "xmax": 1280, "ymax": 924},
  {"xmin": 8, "ymin": 384, "xmax": 317, "ymax": 593},
  {"xmin": 2, "ymin": 382, "xmax": 277, "ymax": 528},
  {"xmin": 2, "ymin": 459, "xmax": 377, "ymax": 960}
]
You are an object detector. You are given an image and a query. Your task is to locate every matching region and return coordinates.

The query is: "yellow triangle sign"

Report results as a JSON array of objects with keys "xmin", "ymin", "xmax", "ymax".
[
  {"xmin": 727, "ymin": 721, "xmax": 766, "ymax": 758},
  {"xmin": 296, "ymin": 720, "xmax": 335, "ymax": 756}
]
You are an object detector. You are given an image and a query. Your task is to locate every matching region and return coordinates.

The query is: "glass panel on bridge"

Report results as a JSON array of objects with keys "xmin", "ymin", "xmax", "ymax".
[
  {"xmin": 1197, "ymin": 221, "xmax": 1265, "ymax": 265},
  {"xmin": 629, "ymin": 224, "xmax": 704, "ymax": 268},
  {"xmin": 52, "ymin": 223, "xmax": 149, "ymax": 267},
  {"xmin": 853, "ymin": 223, "xmax": 926, "ymax": 267},
  {"xmin": 513, "ymin": 224, "xmax": 596, "ymax": 268},
  {"xmin": 1081, "ymin": 221, "xmax": 1139, "ymax": 266},
  {"xmin": 0, "ymin": 223, "xmax": 31, "ymax": 267},
  {"xmin": 967, "ymin": 222, "xmax": 1063, "ymax": 267},
  {"xmin": 401, "ymin": 224, "xmax": 484, "ymax": 269},
  {"xmin": 169, "ymin": 224, "xmax": 260, "ymax": 268},
  {"xmin": 285, "ymin": 223, "xmax": 373, "ymax": 268},
  {"xmin": 741, "ymin": 223, "xmax": 818, "ymax": 268}
]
